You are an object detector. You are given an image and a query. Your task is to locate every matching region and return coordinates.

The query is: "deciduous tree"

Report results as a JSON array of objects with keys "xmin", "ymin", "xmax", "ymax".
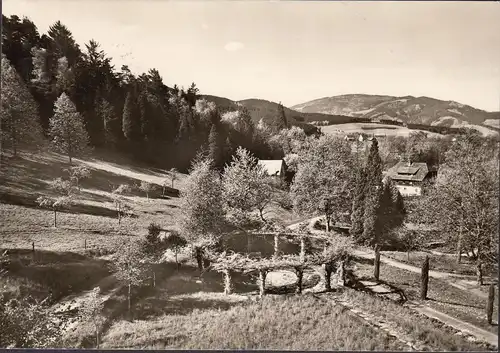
[{"xmin": 291, "ymin": 134, "xmax": 355, "ymax": 232}]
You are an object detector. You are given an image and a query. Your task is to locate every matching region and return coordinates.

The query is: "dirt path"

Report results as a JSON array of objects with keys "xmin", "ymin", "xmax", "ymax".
[
  {"xmin": 291, "ymin": 216, "xmax": 498, "ymax": 347},
  {"xmin": 405, "ymin": 301, "xmax": 498, "ymax": 348},
  {"xmin": 313, "ymin": 294, "xmax": 428, "ymax": 351}
]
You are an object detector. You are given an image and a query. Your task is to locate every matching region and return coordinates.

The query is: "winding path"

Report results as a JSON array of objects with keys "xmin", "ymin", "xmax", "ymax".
[{"xmin": 286, "ymin": 216, "xmax": 498, "ymax": 348}]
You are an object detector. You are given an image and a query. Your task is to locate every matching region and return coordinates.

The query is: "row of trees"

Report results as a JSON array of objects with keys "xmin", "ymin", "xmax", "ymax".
[{"xmin": 1, "ymin": 16, "xmax": 292, "ymax": 170}]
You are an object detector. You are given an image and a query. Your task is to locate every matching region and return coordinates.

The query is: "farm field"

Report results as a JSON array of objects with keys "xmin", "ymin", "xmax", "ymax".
[{"xmin": 320, "ymin": 123, "xmax": 444, "ymax": 138}]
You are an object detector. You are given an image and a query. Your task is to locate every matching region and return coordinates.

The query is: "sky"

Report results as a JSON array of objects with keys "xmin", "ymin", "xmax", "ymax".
[{"xmin": 4, "ymin": 0, "xmax": 500, "ymax": 111}]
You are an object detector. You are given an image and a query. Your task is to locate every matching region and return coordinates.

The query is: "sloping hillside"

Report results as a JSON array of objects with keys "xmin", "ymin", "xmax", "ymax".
[
  {"xmin": 291, "ymin": 94, "xmax": 500, "ymax": 130},
  {"xmin": 202, "ymin": 95, "xmax": 354, "ymax": 135}
]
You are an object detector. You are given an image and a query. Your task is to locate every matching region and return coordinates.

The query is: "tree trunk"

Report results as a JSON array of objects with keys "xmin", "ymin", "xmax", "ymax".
[
  {"xmin": 171, "ymin": 179, "xmax": 174, "ymax": 188},
  {"xmin": 247, "ymin": 234, "xmax": 252, "ymax": 253},
  {"xmin": 457, "ymin": 226, "xmax": 462, "ymax": 264},
  {"xmin": 195, "ymin": 247, "xmax": 203, "ymax": 271},
  {"xmin": 96, "ymin": 327, "xmax": 99, "ymax": 349},
  {"xmin": 476, "ymin": 261, "xmax": 483, "ymax": 286},
  {"xmin": 407, "ymin": 250, "xmax": 410, "ymax": 262},
  {"xmin": 54, "ymin": 209, "xmax": 57, "ymax": 228},
  {"xmin": 258, "ymin": 270, "xmax": 267, "ymax": 297},
  {"xmin": 295, "ymin": 267, "xmax": 304, "ymax": 294},
  {"xmin": 259, "ymin": 208, "xmax": 266, "ymax": 222},
  {"xmin": 420, "ymin": 255, "xmax": 429, "ymax": 300},
  {"xmin": 325, "ymin": 215, "xmax": 330, "ymax": 232},
  {"xmin": 175, "ymin": 251, "xmax": 179, "ymax": 271},
  {"xmin": 162, "ymin": 186, "xmax": 165, "ymax": 196},
  {"xmin": 487, "ymin": 284, "xmax": 495, "ymax": 324},
  {"xmin": 146, "ymin": 192, "xmax": 149, "ymax": 200},
  {"xmin": 117, "ymin": 208, "xmax": 121, "ymax": 224},
  {"xmin": 153, "ymin": 271, "xmax": 156, "ymax": 287},
  {"xmin": 374, "ymin": 244, "xmax": 381, "ymax": 281},
  {"xmin": 128, "ymin": 283, "xmax": 131, "ymax": 318},
  {"xmin": 69, "ymin": 154, "xmax": 72, "ymax": 165},
  {"xmin": 299, "ymin": 237, "xmax": 306, "ymax": 263},
  {"xmin": 338, "ymin": 261, "xmax": 346, "ymax": 286},
  {"xmin": 223, "ymin": 269, "xmax": 232, "ymax": 295},
  {"xmin": 273, "ymin": 234, "xmax": 279, "ymax": 259},
  {"xmin": 323, "ymin": 263, "xmax": 333, "ymax": 291}
]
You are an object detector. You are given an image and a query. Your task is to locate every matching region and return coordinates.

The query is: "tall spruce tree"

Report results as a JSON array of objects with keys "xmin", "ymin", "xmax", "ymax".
[
  {"xmin": 122, "ymin": 91, "xmax": 141, "ymax": 144},
  {"xmin": 208, "ymin": 124, "xmax": 223, "ymax": 170},
  {"xmin": 362, "ymin": 138, "xmax": 384, "ymax": 246},
  {"xmin": 1, "ymin": 55, "xmax": 44, "ymax": 156},
  {"xmin": 350, "ymin": 166, "xmax": 367, "ymax": 242},
  {"xmin": 271, "ymin": 102, "xmax": 288, "ymax": 132}
]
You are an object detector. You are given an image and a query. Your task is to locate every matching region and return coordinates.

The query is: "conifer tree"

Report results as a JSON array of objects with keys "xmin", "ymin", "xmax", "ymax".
[
  {"xmin": 49, "ymin": 92, "xmax": 89, "ymax": 163},
  {"xmin": 272, "ymin": 102, "xmax": 288, "ymax": 132},
  {"xmin": 1, "ymin": 55, "xmax": 44, "ymax": 156},
  {"xmin": 350, "ymin": 166, "xmax": 366, "ymax": 242},
  {"xmin": 362, "ymin": 138, "xmax": 383, "ymax": 246},
  {"xmin": 122, "ymin": 91, "xmax": 141, "ymax": 143},
  {"xmin": 208, "ymin": 124, "xmax": 222, "ymax": 170}
]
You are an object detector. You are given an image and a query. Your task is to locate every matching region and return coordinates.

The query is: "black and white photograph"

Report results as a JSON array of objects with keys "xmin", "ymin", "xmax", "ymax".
[{"xmin": 0, "ymin": 0, "xmax": 499, "ymax": 350}]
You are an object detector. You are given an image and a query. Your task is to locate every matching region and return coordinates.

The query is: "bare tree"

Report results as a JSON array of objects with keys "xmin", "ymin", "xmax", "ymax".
[
  {"xmin": 65, "ymin": 165, "xmax": 91, "ymax": 191},
  {"xmin": 111, "ymin": 184, "xmax": 132, "ymax": 224},
  {"xmin": 114, "ymin": 240, "xmax": 148, "ymax": 320},
  {"xmin": 80, "ymin": 287, "xmax": 105, "ymax": 348},
  {"xmin": 138, "ymin": 181, "xmax": 154, "ymax": 200},
  {"xmin": 36, "ymin": 178, "xmax": 75, "ymax": 227}
]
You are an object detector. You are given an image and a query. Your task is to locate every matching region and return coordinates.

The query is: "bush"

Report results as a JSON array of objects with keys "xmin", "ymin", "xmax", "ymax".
[{"xmin": 146, "ymin": 223, "xmax": 162, "ymax": 244}]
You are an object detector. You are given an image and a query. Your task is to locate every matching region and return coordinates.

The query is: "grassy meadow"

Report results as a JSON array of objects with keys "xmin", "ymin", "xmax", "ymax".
[{"xmin": 0, "ymin": 149, "xmax": 497, "ymax": 351}]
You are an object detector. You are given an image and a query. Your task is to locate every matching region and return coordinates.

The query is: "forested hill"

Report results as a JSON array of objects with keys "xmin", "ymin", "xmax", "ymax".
[{"xmin": 1, "ymin": 15, "xmax": 313, "ymax": 172}]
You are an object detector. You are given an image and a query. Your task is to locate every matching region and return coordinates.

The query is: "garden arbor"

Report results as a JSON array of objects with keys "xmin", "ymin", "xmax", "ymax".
[{"xmin": 210, "ymin": 233, "xmax": 353, "ymax": 296}]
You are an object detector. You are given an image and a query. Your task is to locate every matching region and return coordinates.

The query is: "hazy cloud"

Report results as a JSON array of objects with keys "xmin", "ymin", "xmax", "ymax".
[{"xmin": 224, "ymin": 41, "xmax": 245, "ymax": 52}]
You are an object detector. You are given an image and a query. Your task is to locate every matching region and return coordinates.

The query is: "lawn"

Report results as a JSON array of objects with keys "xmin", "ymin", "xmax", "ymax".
[{"xmin": 101, "ymin": 294, "xmax": 409, "ymax": 350}]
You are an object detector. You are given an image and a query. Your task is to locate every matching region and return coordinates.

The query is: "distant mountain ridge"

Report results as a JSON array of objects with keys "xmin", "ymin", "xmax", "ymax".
[
  {"xmin": 202, "ymin": 95, "xmax": 354, "ymax": 135},
  {"xmin": 291, "ymin": 94, "xmax": 500, "ymax": 129}
]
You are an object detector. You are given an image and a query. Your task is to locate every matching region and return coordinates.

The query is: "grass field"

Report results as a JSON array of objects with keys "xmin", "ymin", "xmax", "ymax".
[
  {"xmin": 1, "ymin": 149, "xmax": 498, "ymax": 350},
  {"xmin": 320, "ymin": 123, "xmax": 444, "ymax": 138}
]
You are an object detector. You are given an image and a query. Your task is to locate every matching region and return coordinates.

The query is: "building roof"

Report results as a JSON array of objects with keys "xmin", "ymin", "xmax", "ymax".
[
  {"xmin": 258, "ymin": 160, "xmax": 284, "ymax": 176},
  {"xmin": 386, "ymin": 161, "xmax": 429, "ymax": 182}
]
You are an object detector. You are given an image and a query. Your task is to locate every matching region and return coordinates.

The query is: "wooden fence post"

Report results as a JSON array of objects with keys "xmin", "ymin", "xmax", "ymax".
[
  {"xmin": 420, "ymin": 255, "xmax": 429, "ymax": 300},
  {"xmin": 477, "ymin": 262, "xmax": 483, "ymax": 286},
  {"xmin": 487, "ymin": 284, "xmax": 495, "ymax": 325},
  {"xmin": 295, "ymin": 267, "xmax": 304, "ymax": 294},
  {"xmin": 258, "ymin": 270, "xmax": 267, "ymax": 297},
  {"xmin": 374, "ymin": 244, "xmax": 380, "ymax": 281},
  {"xmin": 223, "ymin": 269, "xmax": 232, "ymax": 295}
]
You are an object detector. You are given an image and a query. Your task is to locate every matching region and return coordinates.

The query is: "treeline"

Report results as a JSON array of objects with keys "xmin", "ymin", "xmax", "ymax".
[{"xmin": 1, "ymin": 15, "xmax": 291, "ymax": 171}]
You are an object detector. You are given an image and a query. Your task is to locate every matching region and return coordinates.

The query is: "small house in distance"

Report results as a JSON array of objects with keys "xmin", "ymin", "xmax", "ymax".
[
  {"xmin": 258, "ymin": 159, "xmax": 293, "ymax": 184},
  {"xmin": 386, "ymin": 161, "xmax": 435, "ymax": 197},
  {"xmin": 258, "ymin": 159, "xmax": 286, "ymax": 178}
]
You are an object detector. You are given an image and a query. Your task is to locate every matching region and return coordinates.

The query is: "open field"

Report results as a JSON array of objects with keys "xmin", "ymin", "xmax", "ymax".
[
  {"xmin": 1, "ymin": 150, "xmax": 498, "ymax": 350},
  {"xmin": 320, "ymin": 123, "xmax": 444, "ymax": 137}
]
